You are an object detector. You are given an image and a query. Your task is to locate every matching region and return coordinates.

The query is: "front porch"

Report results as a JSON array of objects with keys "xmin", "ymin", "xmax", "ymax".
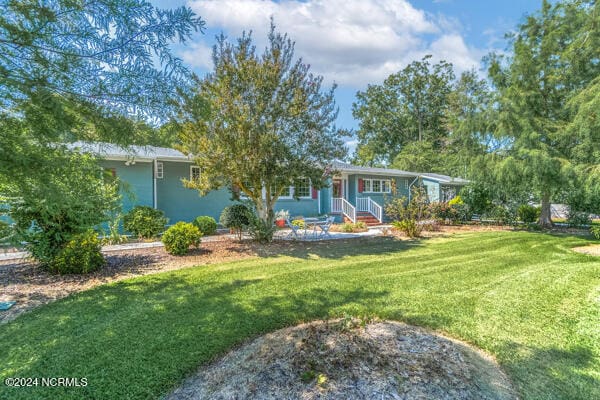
[{"xmin": 330, "ymin": 197, "xmax": 383, "ymax": 225}]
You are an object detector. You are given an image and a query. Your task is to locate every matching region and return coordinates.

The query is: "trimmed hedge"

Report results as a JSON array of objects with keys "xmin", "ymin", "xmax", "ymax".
[
  {"xmin": 162, "ymin": 222, "xmax": 202, "ymax": 256},
  {"xmin": 123, "ymin": 206, "xmax": 168, "ymax": 239}
]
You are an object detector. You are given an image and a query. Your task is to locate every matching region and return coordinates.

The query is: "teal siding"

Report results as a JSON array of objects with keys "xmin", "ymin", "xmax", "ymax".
[
  {"xmin": 100, "ymin": 160, "xmax": 153, "ymax": 212},
  {"xmin": 273, "ymin": 198, "xmax": 319, "ymax": 218},
  {"xmin": 422, "ymin": 178, "xmax": 441, "ymax": 203},
  {"xmin": 348, "ymin": 175, "xmax": 357, "ymax": 204},
  {"xmin": 155, "ymin": 161, "xmax": 321, "ymax": 223},
  {"xmin": 156, "ymin": 161, "xmax": 235, "ymax": 223}
]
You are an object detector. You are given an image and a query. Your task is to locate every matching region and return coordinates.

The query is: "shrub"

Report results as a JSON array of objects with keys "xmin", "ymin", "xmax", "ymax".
[
  {"xmin": 567, "ymin": 210, "xmax": 591, "ymax": 227},
  {"xmin": 193, "ymin": 216, "xmax": 217, "ymax": 236},
  {"xmin": 162, "ymin": 222, "xmax": 202, "ymax": 256},
  {"xmin": 517, "ymin": 204, "xmax": 541, "ymax": 223},
  {"xmin": 453, "ymin": 203, "xmax": 472, "ymax": 222},
  {"xmin": 334, "ymin": 222, "xmax": 368, "ymax": 233},
  {"xmin": 429, "ymin": 202, "xmax": 459, "ymax": 224},
  {"xmin": 0, "ymin": 220, "xmax": 11, "ymax": 244},
  {"xmin": 392, "ymin": 219, "xmax": 422, "ymax": 238},
  {"xmin": 591, "ymin": 225, "xmax": 600, "ymax": 240},
  {"xmin": 247, "ymin": 217, "xmax": 277, "ymax": 243},
  {"xmin": 123, "ymin": 206, "xmax": 168, "ymax": 239},
  {"xmin": 448, "ymin": 195, "xmax": 464, "ymax": 205},
  {"xmin": 102, "ymin": 213, "xmax": 127, "ymax": 245},
  {"xmin": 49, "ymin": 230, "xmax": 105, "ymax": 274},
  {"xmin": 291, "ymin": 219, "xmax": 306, "ymax": 229},
  {"xmin": 220, "ymin": 204, "xmax": 252, "ymax": 240},
  {"xmin": 485, "ymin": 205, "xmax": 516, "ymax": 225},
  {"xmin": 460, "ymin": 183, "xmax": 492, "ymax": 215}
]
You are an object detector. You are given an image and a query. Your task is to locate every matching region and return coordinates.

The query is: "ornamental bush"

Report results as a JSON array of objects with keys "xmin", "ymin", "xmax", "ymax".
[
  {"xmin": 219, "ymin": 204, "xmax": 252, "ymax": 240},
  {"xmin": 591, "ymin": 225, "xmax": 600, "ymax": 240},
  {"xmin": 49, "ymin": 230, "xmax": 105, "ymax": 274},
  {"xmin": 123, "ymin": 206, "xmax": 168, "ymax": 239},
  {"xmin": 247, "ymin": 217, "xmax": 277, "ymax": 243},
  {"xmin": 567, "ymin": 210, "xmax": 591, "ymax": 227},
  {"xmin": 162, "ymin": 222, "xmax": 202, "ymax": 256},
  {"xmin": 193, "ymin": 216, "xmax": 217, "ymax": 236},
  {"xmin": 392, "ymin": 219, "xmax": 422, "ymax": 238},
  {"xmin": 429, "ymin": 202, "xmax": 459, "ymax": 224},
  {"xmin": 517, "ymin": 204, "xmax": 541, "ymax": 223}
]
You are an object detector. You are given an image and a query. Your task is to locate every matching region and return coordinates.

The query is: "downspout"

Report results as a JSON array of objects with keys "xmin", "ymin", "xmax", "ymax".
[
  {"xmin": 408, "ymin": 175, "xmax": 420, "ymax": 202},
  {"xmin": 318, "ymin": 189, "xmax": 321, "ymax": 215},
  {"xmin": 153, "ymin": 159, "xmax": 158, "ymax": 209}
]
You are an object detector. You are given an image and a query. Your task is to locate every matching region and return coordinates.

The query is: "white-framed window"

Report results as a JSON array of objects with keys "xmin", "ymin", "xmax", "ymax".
[
  {"xmin": 404, "ymin": 179, "xmax": 409, "ymax": 189},
  {"xmin": 155, "ymin": 162, "xmax": 163, "ymax": 179},
  {"xmin": 190, "ymin": 165, "xmax": 201, "ymax": 182},
  {"xmin": 271, "ymin": 185, "xmax": 292, "ymax": 199},
  {"xmin": 294, "ymin": 178, "xmax": 311, "ymax": 198},
  {"xmin": 363, "ymin": 179, "xmax": 391, "ymax": 193}
]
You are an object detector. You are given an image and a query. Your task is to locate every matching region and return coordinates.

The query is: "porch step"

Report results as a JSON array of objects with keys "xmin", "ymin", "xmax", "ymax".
[{"xmin": 344, "ymin": 214, "xmax": 381, "ymax": 226}]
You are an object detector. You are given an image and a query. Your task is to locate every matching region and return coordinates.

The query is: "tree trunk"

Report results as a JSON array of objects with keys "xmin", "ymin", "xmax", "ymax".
[
  {"xmin": 539, "ymin": 191, "xmax": 553, "ymax": 228},
  {"xmin": 254, "ymin": 199, "xmax": 274, "ymax": 226}
]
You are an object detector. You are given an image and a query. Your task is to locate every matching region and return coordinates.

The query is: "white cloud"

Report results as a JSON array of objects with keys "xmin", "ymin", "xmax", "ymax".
[{"xmin": 186, "ymin": 0, "xmax": 483, "ymax": 87}]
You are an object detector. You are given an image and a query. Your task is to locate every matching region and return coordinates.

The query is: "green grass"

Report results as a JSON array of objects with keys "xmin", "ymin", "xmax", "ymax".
[{"xmin": 1, "ymin": 232, "xmax": 599, "ymax": 399}]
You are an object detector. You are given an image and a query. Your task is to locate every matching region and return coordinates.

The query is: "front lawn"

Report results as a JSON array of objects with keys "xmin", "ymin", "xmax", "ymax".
[{"xmin": 1, "ymin": 232, "xmax": 598, "ymax": 399}]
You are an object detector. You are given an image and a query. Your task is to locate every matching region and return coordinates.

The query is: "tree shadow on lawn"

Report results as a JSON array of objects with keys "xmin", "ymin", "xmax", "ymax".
[
  {"xmin": 496, "ymin": 341, "xmax": 599, "ymax": 400},
  {"xmin": 1, "ymin": 268, "xmax": 597, "ymax": 400},
  {"xmin": 0, "ymin": 276, "xmax": 391, "ymax": 399},
  {"xmin": 252, "ymin": 236, "xmax": 426, "ymax": 260}
]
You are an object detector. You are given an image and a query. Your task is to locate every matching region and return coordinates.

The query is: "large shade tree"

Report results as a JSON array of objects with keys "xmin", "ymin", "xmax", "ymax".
[
  {"xmin": 487, "ymin": 0, "xmax": 599, "ymax": 226},
  {"xmin": 175, "ymin": 24, "xmax": 346, "ymax": 226},
  {"xmin": 352, "ymin": 56, "xmax": 454, "ymax": 167}
]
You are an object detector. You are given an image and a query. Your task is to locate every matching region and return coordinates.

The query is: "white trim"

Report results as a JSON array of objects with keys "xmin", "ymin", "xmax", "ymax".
[
  {"xmin": 293, "ymin": 178, "xmax": 312, "ymax": 199},
  {"xmin": 153, "ymin": 160, "xmax": 158, "ymax": 209},
  {"xmin": 155, "ymin": 161, "xmax": 163, "ymax": 179},
  {"xmin": 362, "ymin": 178, "xmax": 392, "ymax": 194},
  {"xmin": 190, "ymin": 165, "xmax": 201, "ymax": 182}
]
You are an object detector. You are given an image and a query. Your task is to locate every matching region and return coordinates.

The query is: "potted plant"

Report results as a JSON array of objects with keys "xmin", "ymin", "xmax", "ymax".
[{"xmin": 274, "ymin": 210, "xmax": 290, "ymax": 228}]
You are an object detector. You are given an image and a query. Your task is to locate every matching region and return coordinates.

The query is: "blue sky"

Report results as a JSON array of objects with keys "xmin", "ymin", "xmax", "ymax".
[{"xmin": 154, "ymin": 0, "xmax": 544, "ymax": 147}]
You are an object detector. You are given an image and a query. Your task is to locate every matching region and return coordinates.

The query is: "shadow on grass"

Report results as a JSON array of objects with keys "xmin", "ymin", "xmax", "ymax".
[
  {"xmin": 497, "ymin": 341, "xmax": 599, "ymax": 400},
  {"xmin": 251, "ymin": 236, "xmax": 426, "ymax": 260},
  {"xmin": 0, "ymin": 275, "xmax": 390, "ymax": 400}
]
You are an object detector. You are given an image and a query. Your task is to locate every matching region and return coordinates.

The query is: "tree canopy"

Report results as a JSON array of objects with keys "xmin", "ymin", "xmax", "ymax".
[
  {"xmin": 174, "ymin": 23, "xmax": 346, "ymax": 226},
  {"xmin": 485, "ymin": 0, "xmax": 600, "ymax": 225},
  {"xmin": 0, "ymin": 0, "xmax": 204, "ymax": 262}
]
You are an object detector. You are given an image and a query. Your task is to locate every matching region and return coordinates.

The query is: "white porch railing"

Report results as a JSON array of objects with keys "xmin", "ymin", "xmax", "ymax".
[
  {"xmin": 331, "ymin": 197, "xmax": 343, "ymax": 214},
  {"xmin": 332, "ymin": 197, "xmax": 382, "ymax": 223},
  {"xmin": 341, "ymin": 198, "xmax": 356, "ymax": 223},
  {"xmin": 367, "ymin": 197, "xmax": 383, "ymax": 223},
  {"xmin": 356, "ymin": 197, "xmax": 369, "ymax": 212}
]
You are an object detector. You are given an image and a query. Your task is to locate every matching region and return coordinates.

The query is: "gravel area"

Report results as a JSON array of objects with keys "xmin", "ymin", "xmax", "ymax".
[{"xmin": 166, "ymin": 318, "xmax": 517, "ymax": 400}]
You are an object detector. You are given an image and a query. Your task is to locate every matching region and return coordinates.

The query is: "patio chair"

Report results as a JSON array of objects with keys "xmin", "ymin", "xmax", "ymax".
[
  {"xmin": 285, "ymin": 218, "xmax": 302, "ymax": 239},
  {"xmin": 318, "ymin": 216, "xmax": 335, "ymax": 239}
]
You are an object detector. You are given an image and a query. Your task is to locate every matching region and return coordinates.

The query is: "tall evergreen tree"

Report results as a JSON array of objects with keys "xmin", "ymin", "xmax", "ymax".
[{"xmin": 487, "ymin": 0, "xmax": 598, "ymax": 226}]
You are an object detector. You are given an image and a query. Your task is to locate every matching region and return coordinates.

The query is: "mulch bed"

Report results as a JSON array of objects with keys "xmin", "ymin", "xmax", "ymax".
[{"xmin": 166, "ymin": 318, "xmax": 517, "ymax": 400}]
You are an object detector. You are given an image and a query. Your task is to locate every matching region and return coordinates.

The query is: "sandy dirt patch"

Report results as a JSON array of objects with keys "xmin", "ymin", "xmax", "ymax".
[
  {"xmin": 167, "ymin": 318, "xmax": 517, "ymax": 400},
  {"xmin": 572, "ymin": 244, "xmax": 600, "ymax": 256}
]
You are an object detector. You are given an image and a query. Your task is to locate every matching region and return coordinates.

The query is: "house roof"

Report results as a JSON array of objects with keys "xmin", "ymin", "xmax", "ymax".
[
  {"xmin": 68, "ymin": 141, "xmax": 467, "ymax": 185},
  {"xmin": 331, "ymin": 160, "xmax": 417, "ymax": 178},
  {"xmin": 331, "ymin": 160, "xmax": 468, "ymax": 185},
  {"xmin": 66, "ymin": 141, "xmax": 189, "ymax": 161}
]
